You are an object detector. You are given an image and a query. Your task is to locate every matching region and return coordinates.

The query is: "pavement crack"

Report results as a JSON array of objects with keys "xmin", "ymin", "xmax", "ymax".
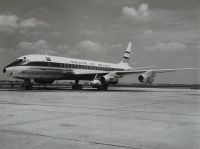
[{"xmin": 0, "ymin": 129, "xmax": 140, "ymax": 149}]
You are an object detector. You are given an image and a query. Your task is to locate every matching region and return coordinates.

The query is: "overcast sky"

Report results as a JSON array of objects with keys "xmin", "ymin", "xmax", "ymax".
[{"xmin": 0, "ymin": 0, "xmax": 199, "ymax": 83}]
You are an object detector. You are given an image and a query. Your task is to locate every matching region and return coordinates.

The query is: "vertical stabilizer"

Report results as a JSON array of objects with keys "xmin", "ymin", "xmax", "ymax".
[{"xmin": 120, "ymin": 42, "xmax": 132, "ymax": 65}]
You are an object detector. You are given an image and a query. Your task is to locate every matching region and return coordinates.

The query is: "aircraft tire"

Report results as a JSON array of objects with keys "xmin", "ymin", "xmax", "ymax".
[
  {"xmin": 97, "ymin": 84, "xmax": 108, "ymax": 91},
  {"xmin": 25, "ymin": 85, "xmax": 33, "ymax": 90},
  {"xmin": 72, "ymin": 85, "xmax": 83, "ymax": 90}
]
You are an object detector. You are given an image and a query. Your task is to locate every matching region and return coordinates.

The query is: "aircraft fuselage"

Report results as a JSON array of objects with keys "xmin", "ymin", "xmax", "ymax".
[{"xmin": 3, "ymin": 54, "xmax": 131, "ymax": 81}]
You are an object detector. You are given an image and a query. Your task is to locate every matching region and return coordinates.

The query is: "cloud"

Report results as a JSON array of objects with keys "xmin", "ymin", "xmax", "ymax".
[
  {"xmin": 0, "ymin": 15, "xmax": 18, "ymax": 28},
  {"xmin": 0, "ymin": 15, "xmax": 18, "ymax": 32},
  {"xmin": 82, "ymin": 30, "xmax": 97, "ymax": 36},
  {"xmin": 148, "ymin": 42, "xmax": 187, "ymax": 51},
  {"xmin": 16, "ymin": 40, "xmax": 106, "ymax": 57},
  {"xmin": 122, "ymin": 3, "xmax": 150, "ymax": 20},
  {"xmin": 144, "ymin": 30, "xmax": 153, "ymax": 35},
  {"xmin": 17, "ymin": 40, "xmax": 49, "ymax": 50},
  {"xmin": 57, "ymin": 44, "xmax": 70, "ymax": 51},
  {"xmin": 52, "ymin": 31, "xmax": 61, "ymax": 37},
  {"xmin": 109, "ymin": 44, "xmax": 122, "ymax": 49},
  {"xmin": 19, "ymin": 18, "xmax": 49, "ymax": 28},
  {"xmin": 63, "ymin": 40, "xmax": 106, "ymax": 58},
  {"xmin": 94, "ymin": 0, "xmax": 137, "ymax": 6},
  {"xmin": 76, "ymin": 40, "xmax": 105, "ymax": 52},
  {"xmin": 0, "ymin": 14, "xmax": 49, "ymax": 32},
  {"xmin": 17, "ymin": 40, "xmax": 55, "ymax": 54}
]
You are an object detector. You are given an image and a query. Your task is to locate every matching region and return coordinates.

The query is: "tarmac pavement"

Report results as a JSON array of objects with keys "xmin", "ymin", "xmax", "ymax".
[{"xmin": 0, "ymin": 87, "xmax": 199, "ymax": 149}]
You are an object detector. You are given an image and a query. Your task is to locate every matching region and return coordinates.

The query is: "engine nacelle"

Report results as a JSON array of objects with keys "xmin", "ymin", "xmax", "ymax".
[
  {"xmin": 34, "ymin": 79, "xmax": 54, "ymax": 84},
  {"xmin": 138, "ymin": 71, "xmax": 156, "ymax": 84},
  {"xmin": 90, "ymin": 79, "xmax": 101, "ymax": 88},
  {"xmin": 102, "ymin": 75, "xmax": 119, "ymax": 85}
]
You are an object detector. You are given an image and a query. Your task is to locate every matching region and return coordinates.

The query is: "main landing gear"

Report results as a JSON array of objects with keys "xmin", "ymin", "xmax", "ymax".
[
  {"xmin": 72, "ymin": 80, "xmax": 83, "ymax": 90},
  {"xmin": 97, "ymin": 84, "xmax": 108, "ymax": 91}
]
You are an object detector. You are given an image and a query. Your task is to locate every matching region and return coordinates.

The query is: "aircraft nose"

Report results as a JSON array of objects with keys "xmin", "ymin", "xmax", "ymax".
[{"xmin": 3, "ymin": 68, "xmax": 6, "ymax": 73}]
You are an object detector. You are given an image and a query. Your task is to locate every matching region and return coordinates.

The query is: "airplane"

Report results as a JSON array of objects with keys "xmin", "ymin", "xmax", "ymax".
[{"xmin": 2, "ymin": 42, "xmax": 199, "ymax": 90}]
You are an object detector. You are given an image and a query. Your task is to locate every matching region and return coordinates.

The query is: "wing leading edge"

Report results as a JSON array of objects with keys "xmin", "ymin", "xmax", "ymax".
[
  {"xmin": 73, "ymin": 67, "xmax": 199, "ymax": 76},
  {"xmin": 116, "ymin": 67, "xmax": 199, "ymax": 75}
]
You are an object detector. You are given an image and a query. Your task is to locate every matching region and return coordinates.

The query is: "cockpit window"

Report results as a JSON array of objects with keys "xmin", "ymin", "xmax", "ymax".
[{"xmin": 5, "ymin": 59, "xmax": 23, "ymax": 68}]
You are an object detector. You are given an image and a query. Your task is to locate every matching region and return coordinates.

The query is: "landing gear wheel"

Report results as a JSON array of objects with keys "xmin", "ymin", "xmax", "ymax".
[
  {"xmin": 72, "ymin": 85, "xmax": 83, "ymax": 90},
  {"xmin": 97, "ymin": 84, "xmax": 108, "ymax": 91},
  {"xmin": 72, "ymin": 80, "xmax": 82, "ymax": 90},
  {"xmin": 22, "ymin": 79, "xmax": 33, "ymax": 90},
  {"xmin": 25, "ymin": 85, "xmax": 33, "ymax": 90}
]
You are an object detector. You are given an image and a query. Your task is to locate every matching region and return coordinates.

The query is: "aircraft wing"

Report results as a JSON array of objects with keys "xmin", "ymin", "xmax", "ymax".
[
  {"xmin": 70, "ymin": 67, "xmax": 199, "ymax": 78},
  {"xmin": 147, "ymin": 68, "xmax": 199, "ymax": 73},
  {"xmin": 115, "ymin": 67, "xmax": 199, "ymax": 76}
]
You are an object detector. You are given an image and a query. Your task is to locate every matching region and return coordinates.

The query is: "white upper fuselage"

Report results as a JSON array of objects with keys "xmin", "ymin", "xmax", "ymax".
[{"xmin": 4, "ymin": 54, "xmax": 132, "ymax": 80}]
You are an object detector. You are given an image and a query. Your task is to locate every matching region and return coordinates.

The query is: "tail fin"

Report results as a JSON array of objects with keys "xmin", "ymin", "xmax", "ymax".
[{"xmin": 120, "ymin": 42, "xmax": 132, "ymax": 65}]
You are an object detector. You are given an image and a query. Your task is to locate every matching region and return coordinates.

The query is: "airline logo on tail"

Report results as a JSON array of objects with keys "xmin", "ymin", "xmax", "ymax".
[{"xmin": 121, "ymin": 42, "xmax": 132, "ymax": 64}]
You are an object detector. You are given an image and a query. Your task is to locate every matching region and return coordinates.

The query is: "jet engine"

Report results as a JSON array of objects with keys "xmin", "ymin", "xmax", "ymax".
[
  {"xmin": 34, "ymin": 79, "xmax": 55, "ymax": 84},
  {"xmin": 90, "ymin": 76, "xmax": 118, "ymax": 88},
  {"xmin": 90, "ymin": 72, "xmax": 119, "ymax": 89},
  {"xmin": 101, "ymin": 75, "xmax": 119, "ymax": 84},
  {"xmin": 138, "ymin": 71, "xmax": 156, "ymax": 84},
  {"xmin": 90, "ymin": 79, "xmax": 102, "ymax": 88}
]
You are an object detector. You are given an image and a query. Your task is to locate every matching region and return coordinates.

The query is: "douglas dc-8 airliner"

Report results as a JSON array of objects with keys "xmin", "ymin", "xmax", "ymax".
[{"xmin": 3, "ymin": 42, "xmax": 198, "ymax": 90}]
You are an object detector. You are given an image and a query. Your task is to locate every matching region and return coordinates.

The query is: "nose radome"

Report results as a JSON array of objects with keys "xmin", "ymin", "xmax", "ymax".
[{"xmin": 3, "ymin": 68, "xmax": 6, "ymax": 73}]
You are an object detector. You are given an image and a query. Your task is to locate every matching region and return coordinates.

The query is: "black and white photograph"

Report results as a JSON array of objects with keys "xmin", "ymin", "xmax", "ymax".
[{"xmin": 0, "ymin": 0, "xmax": 199, "ymax": 148}]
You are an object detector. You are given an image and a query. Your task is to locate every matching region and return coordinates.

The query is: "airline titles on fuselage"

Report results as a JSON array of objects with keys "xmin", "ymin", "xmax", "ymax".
[{"xmin": 70, "ymin": 60, "xmax": 110, "ymax": 68}]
